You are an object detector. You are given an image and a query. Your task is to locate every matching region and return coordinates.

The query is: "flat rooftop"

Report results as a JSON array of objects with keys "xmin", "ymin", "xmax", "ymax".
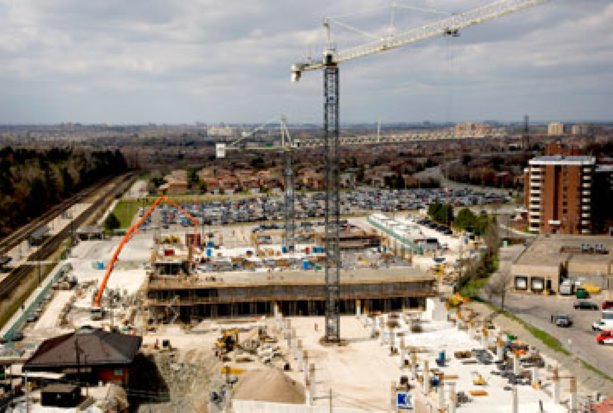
[
  {"xmin": 529, "ymin": 155, "xmax": 595, "ymax": 166},
  {"xmin": 148, "ymin": 266, "xmax": 433, "ymax": 289},
  {"xmin": 513, "ymin": 234, "xmax": 613, "ymax": 271}
]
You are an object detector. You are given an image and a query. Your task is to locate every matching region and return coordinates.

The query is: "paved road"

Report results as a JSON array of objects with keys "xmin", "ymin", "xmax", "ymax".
[
  {"xmin": 502, "ymin": 293, "xmax": 613, "ymax": 374},
  {"xmin": 487, "ymin": 245, "xmax": 613, "ymax": 375}
]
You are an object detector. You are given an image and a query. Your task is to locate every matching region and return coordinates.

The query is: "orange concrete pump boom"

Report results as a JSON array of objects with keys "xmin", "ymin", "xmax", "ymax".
[{"xmin": 93, "ymin": 195, "xmax": 200, "ymax": 307}]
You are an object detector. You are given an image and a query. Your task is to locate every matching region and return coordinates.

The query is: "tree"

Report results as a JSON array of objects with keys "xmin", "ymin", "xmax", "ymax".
[
  {"xmin": 428, "ymin": 202, "xmax": 453, "ymax": 225},
  {"xmin": 453, "ymin": 208, "xmax": 476, "ymax": 231},
  {"xmin": 483, "ymin": 271, "xmax": 513, "ymax": 311},
  {"xmin": 188, "ymin": 168, "xmax": 199, "ymax": 184},
  {"xmin": 483, "ymin": 220, "xmax": 500, "ymax": 255},
  {"xmin": 104, "ymin": 213, "xmax": 121, "ymax": 232}
]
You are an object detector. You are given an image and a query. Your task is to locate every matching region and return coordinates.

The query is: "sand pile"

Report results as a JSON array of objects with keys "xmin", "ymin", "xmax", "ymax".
[{"xmin": 233, "ymin": 367, "xmax": 306, "ymax": 404}]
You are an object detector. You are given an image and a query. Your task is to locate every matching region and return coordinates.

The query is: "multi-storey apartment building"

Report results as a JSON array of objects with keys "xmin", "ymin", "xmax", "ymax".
[
  {"xmin": 524, "ymin": 155, "xmax": 596, "ymax": 234},
  {"xmin": 547, "ymin": 122, "xmax": 565, "ymax": 136}
]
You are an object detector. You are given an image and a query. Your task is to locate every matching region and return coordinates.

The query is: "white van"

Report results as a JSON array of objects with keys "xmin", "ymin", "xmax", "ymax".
[{"xmin": 592, "ymin": 310, "xmax": 613, "ymax": 331}]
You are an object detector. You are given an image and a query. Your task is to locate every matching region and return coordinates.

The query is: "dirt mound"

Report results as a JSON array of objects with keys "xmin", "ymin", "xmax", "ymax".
[{"xmin": 233, "ymin": 367, "xmax": 305, "ymax": 404}]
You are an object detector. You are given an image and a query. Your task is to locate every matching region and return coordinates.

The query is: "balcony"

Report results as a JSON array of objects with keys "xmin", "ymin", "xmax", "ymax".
[
  {"xmin": 582, "ymin": 212, "xmax": 591, "ymax": 218},
  {"xmin": 582, "ymin": 204, "xmax": 590, "ymax": 210}
]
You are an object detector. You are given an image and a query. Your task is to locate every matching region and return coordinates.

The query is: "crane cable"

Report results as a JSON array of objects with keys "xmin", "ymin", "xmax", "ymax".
[{"xmin": 445, "ymin": 32, "xmax": 455, "ymax": 126}]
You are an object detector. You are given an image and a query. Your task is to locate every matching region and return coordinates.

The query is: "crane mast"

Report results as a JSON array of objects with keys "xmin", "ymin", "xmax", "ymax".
[
  {"xmin": 217, "ymin": 116, "xmax": 298, "ymax": 253},
  {"xmin": 291, "ymin": 0, "xmax": 549, "ymax": 343},
  {"xmin": 280, "ymin": 117, "xmax": 296, "ymax": 253},
  {"xmin": 323, "ymin": 63, "xmax": 341, "ymax": 342}
]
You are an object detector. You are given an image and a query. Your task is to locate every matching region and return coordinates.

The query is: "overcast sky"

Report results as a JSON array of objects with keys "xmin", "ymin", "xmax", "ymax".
[{"xmin": 0, "ymin": 0, "xmax": 611, "ymax": 125}]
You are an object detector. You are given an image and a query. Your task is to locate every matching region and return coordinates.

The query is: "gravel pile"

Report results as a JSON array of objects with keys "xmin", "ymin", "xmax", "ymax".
[{"xmin": 233, "ymin": 367, "xmax": 305, "ymax": 404}]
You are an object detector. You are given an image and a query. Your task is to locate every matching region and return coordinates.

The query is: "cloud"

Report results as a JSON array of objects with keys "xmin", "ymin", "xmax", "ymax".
[{"xmin": 0, "ymin": 0, "xmax": 610, "ymax": 123}]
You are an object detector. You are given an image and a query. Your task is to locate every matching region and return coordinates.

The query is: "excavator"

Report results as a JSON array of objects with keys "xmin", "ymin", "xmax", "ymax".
[
  {"xmin": 90, "ymin": 195, "xmax": 200, "ymax": 320},
  {"xmin": 215, "ymin": 328, "xmax": 239, "ymax": 354}
]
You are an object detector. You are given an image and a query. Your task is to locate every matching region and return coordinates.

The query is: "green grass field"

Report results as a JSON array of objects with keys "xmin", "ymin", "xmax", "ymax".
[{"xmin": 112, "ymin": 200, "xmax": 143, "ymax": 229}]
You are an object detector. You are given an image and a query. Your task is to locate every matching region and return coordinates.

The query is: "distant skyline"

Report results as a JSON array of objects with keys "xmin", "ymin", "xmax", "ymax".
[{"xmin": 0, "ymin": 0, "xmax": 611, "ymax": 125}]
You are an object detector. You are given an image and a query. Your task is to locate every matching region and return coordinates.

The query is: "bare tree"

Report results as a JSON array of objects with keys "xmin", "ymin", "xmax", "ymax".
[
  {"xmin": 483, "ymin": 220, "xmax": 500, "ymax": 255},
  {"xmin": 485, "ymin": 271, "xmax": 513, "ymax": 311}
]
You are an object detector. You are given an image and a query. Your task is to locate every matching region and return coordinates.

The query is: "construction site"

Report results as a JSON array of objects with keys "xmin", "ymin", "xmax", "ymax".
[
  {"xmin": 1, "ymin": 0, "xmax": 612, "ymax": 411},
  {"xmin": 2, "ymin": 183, "xmax": 610, "ymax": 412}
]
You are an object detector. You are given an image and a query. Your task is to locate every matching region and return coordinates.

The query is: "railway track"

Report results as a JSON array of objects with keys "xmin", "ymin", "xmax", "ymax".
[
  {"xmin": 0, "ymin": 176, "xmax": 114, "ymax": 257},
  {"xmin": 0, "ymin": 172, "xmax": 136, "ymax": 300}
]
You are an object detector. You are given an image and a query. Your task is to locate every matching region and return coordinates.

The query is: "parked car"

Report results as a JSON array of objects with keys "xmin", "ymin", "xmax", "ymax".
[
  {"xmin": 573, "ymin": 301, "xmax": 599, "ymax": 310},
  {"xmin": 592, "ymin": 310, "xmax": 613, "ymax": 331},
  {"xmin": 596, "ymin": 330, "xmax": 613, "ymax": 345},
  {"xmin": 26, "ymin": 313, "xmax": 38, "ymax": 323},
  {"xmin": 552, "ymin": 314, "xmax": 572, "ymax": 328},
  {"xmin": 602, "ymin": 301, "xmax": 613, "ymax": 310}
]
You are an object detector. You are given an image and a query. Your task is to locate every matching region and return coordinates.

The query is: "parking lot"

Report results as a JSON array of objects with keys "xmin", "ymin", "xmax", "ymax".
[{"xmin": 133, "ymin": 188, "xmax": 512, "ymax": 228}]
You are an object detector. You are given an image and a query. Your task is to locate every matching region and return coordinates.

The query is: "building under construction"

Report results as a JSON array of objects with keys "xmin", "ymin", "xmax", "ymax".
[
  {"xmin": 144, "ymin": 228, "xmax": 435, "ymax": 322},
  {"xmin": 145, "ymin": 266, "xmax": 435, "ymax": 322}
]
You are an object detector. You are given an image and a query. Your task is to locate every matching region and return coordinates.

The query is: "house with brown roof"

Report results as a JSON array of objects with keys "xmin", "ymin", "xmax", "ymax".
[{"xmin": 23, "ymin": 327, "xmax": 142, "ymax": 386}]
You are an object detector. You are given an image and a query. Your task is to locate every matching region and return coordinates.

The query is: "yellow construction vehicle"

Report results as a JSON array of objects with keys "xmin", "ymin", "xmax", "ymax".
[{"xmin": 215, "ymin": 328, "xmax": 239, "ymax": 353}]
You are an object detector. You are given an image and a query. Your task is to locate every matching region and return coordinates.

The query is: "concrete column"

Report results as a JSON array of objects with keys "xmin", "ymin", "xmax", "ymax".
[
  {"xmin": 356, "ymin": 299, "xmax": 361, "ymax": 317},
  {"xmin": 284, "ymin": 319, "xmax": 292, "ymax": 342},
  {"xmin": 423, "ymin": 360, "xmax": 430, "ymax": 395},
  {"xmin": 295, "ymin": 338, "xmax": 302, "ymax": 361},
  {"xmin": 512, "ymin": 385, "xmax": 518, "ymax": 413},
  {"xmin": 411, "ymin": 352, "xmax": 418, "ymax": 379},
  {"xmin": 290, "ymin": 327, "xmax": 296, "ymax": 354},
  {"xmin": 297, "ymin": 344, "xmax": 303, "ymax": 370},
  {"xmin": 553, "ymin": 375, "xmax": 560, "ymax": 404},
  {"xmin": 371, "ymin": 316, "xmax": 378, "ymax": 338},
  {"xmin": 389, "ymin": 327, "xmax": 396, "ymax": 349},
  {"xmin": 569, "ymin": 377, "xmax": 577, "ymax": 412},
  {"xmin": 309, "ymin": 363, "xmax": 316, "ymax": 405},
  {"xmin": 399, "ymin": 337, "xmax": 406, "ymax": 369},
  {"xmin": 481, "ymin": 328, "xmax": 489, "ymax": 349},
  {"xmin": 512, "ymin": 353, "xmax": 520, "ymax": 375},
  {"xmin": 273, "ymin": 302, "xmax": 280, "ymax": 319},
  {"xmin": 468, "ymin": 322, "xmax": 475, "ymax": 340},
  {"xmin": 531, "ymin": 367, "xmax": 539, "ymax": 388},
  {"xmin": 496, "ymin": 337, "xmax": 505, "ymax": 362},
  {"xmin": 448, "ymin": 382, "xmax": 456, "ymax": 413},
  {"xmin": 303, "ymin": 351, "xmax": 309, "ymax": 380},
  {"xmin": 437, "ymin": 373, "xmax": 445, "ymax": 411}
]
